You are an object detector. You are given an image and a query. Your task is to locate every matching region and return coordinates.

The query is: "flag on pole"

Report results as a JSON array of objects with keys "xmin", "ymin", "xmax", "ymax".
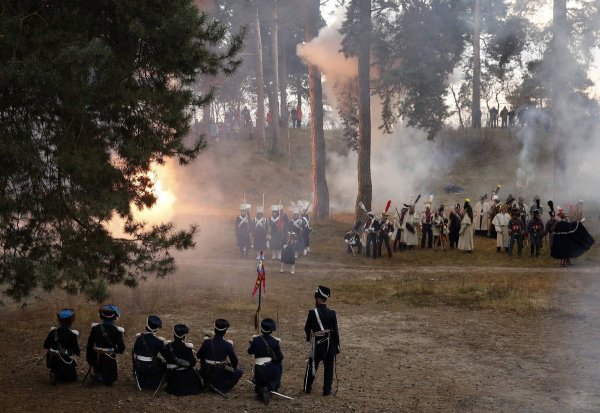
[{"xmin": 252, "ymin": 251, "xmax": 266, "ymax": 297}]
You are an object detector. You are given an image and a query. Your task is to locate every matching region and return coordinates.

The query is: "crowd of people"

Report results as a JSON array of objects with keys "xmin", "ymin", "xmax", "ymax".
[
  {"xmin": 471, "ymin": 104, "xmax": 553, "ymax": 131},
  {"xmin": 345, "ymin": 193, "xmax": 594, "ymax": 265},
  {"xmin": 44, "ymin": 286, "xmax": 340, "ymax": 405},
  {"xmin": 235, "ymin": 203, "xmax": 312, "ymax": 274}
]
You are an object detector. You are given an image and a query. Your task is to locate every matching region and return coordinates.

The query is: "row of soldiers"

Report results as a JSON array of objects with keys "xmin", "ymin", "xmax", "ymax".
[
  {"xmin": 43, "ymin": 286, "xmax": 340, "ymax": 405},
  {"xmin": 235, "ymin": 204, "xmax": 312, "ymax": 274},
  {"xmin": 345, "ymin": 195, "xmax": 593, "ymax": 261}
]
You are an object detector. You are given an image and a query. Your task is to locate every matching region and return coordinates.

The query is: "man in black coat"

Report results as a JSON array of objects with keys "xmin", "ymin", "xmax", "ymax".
[
  {"xmin": 132, "ymin": 315, "xmax": 167, "ymax": 390},
  {"xmin": 164, "ymin": 324, "xmax": 203, "ymax": 396},
  {"xmin": 43, "ymin": 308, "xmax": 80, "ymax": 384},
  {"xmin": 551, "ymin": 208, "xmax": 595, "ymax": 266},
  {"xmin": 197, "ymin": 319, "xmax": 243, "ymax": 393},
  {"xmin": 86, "ymin": 304, "xmax": 126, "ymax": 385},
  {"xmin": 248, "ymin": 318, "xmax": 284, "ymax": 405},
  {"xmin": 235, "ymin": 204, "xmax": 252, "ymax": 258},
  {"xmin": 303, "ymin": 286, "xmax": 340, "ymax": 396}
]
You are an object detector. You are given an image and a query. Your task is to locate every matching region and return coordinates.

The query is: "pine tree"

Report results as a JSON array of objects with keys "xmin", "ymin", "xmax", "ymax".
[{"xmin": 0, "ymin": 0, "xmax": 243, "ymax": 301}]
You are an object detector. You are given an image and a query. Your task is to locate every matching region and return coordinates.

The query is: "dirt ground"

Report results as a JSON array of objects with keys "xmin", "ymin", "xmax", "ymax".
[
  {"xmin": 1, "ymin": 248, "xmax": 600, "ymax": 413},
  {"xmin": 2, "ymin": 129, "xmax": 599, "ymax": 412}
]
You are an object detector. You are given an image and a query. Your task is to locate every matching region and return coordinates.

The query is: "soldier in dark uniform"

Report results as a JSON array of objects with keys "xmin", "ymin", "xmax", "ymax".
[
  {"xmin": 43, "ymin": 308, "xmax": 80, "ymax": 384},
  {"xmin": 551, "ymin": 207, "xmax": 595, "ymax": 266},
  {"xmin": 164, "ymin": 324, "xmax": 203, "ymax": 396},
  {"xmin": 508, "ymin": 209, "xmax": 525, "ymax": 257},
  {"xmin": 280, "ymin": 231, "xmax": 296, "ymax": 274},
  {"xmin": 289, "ymin": 208, "xmax": 306, "ymax": 258},
  {"xmin": 235, "ymin": 204, "xmax": 251, "ymax": 258},
  {"xmin": 86, "ymin": 304, "xmax": 126, "ymax": 385},
  {"xmin": 345, "ymin": 221, "xmax": 363, "ymax": 255},
  {"xmin": 269, "ymin": 205, "xmax": 286, "ymax": 260},
  {"xmin": 517, "ymin": 196, "xmax": 528, "ymax": 227},
  {"xmin": 302, "ymin": 211, "xmax": 312, "ymax": 255},
  {"xmin": 546, "ymin": 201, "xmax": 557, "ymax": 250},
  {"xmin": 303, "ymin": 286, "xmax": 340, "ymax": 396},
  {"xmin": 365, "ymin": 212, "xmax": 381, "ymax": 258},
  {"xmin": 132, "ymin": 315, "xmax": 167, "ymax": 390},
  {"xmin": 252, "ymin": 206, "xmax": 268, "ymax": 253},
  {"xmin": 248, "ymin": 318, "xmax": 284, "ymax": 405},
  {"xmin": 197, "ymin": 319, "xmax": 243, "ymax": 394},
  {"xmin": 448, "ymin": 206, "xmax": 461, "ymax": 248},
  {"xmin": 378, "ymin": 212, "xmax": 393, "ymax": 259},
  {"xmin": 526, "ymin": 209, "xmax": 545, "ymax": 257},
  {"xmin": 420, "ymin": 202, "xmax": 434, "ymax": 249}
]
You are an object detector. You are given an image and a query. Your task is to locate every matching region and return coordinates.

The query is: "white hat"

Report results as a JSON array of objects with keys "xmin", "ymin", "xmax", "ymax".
[
  {"xmin": 492, "ymin": 195, "xmax": 499, "ymax": 201},
  {"xmin": 257, "ymin": 206, "xmax": 264, "ymax": 214},
  {"xmin": 245, "ymin": 203, "xmax": 251, "ymax": 210},
  {"xmin": 271, "ymin": 205, "xmax": 281, "ymax": 212},
  {"xmin": 239, "ymin": 204, "xmax": 246, "ymax": 210},
  {"xmin": 293, "ymin": 208, "xmax": 300, "ymax": 214}
]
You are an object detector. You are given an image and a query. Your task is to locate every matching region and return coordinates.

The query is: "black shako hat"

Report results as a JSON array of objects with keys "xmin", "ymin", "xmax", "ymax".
[
  {"xmin": 315, "ymin": 285, "xmax": 331, "ymax": 300},
  {"xmin": 214, "ymin": 318, "xmax": 230, "ymax": 333},
  {"xmin": 173, "ymin": 324, "xmax": 189, "ymax": 339},
  {"xmin": 260, "ymin": 318, "xmax": 277, "ymax": 334},
  {"xmin": 146, "ymin": 315, "xmax": 162, "ymax": 332}
]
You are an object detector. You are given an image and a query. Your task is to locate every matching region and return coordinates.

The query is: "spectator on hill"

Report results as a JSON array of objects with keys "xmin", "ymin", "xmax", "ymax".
[
  {"xmin": 290, "ymin": 107, "xmax": 298, "ymax": 128},
  {"xmin": 489, "ymin": 106, "xmax": 498, "ymax": 128},
  {"xmin": 500, "ymin": 106, "xmax": 508, "ymax": 128}
]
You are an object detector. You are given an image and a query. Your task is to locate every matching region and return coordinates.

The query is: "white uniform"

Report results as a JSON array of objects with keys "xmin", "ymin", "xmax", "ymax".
[
  {"xmin": 457, "ymin": 214, "xmax": 474, "ymax": 251},
  {"xmin": 491, "ymin": 212, "xmax": 510, "ymax": 248},
  {"xmin": 474, "ymin": 200, "xmax": 490, "ymax": 232},
  {"xmin": 402, "ymin": 212, "xmax": 420, "ymax": 246}
]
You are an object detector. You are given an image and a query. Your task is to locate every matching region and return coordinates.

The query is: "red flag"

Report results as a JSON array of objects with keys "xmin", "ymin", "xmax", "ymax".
[{"xmin": 252, "ymin": 252, "xmax": 266, "ymax": 296}]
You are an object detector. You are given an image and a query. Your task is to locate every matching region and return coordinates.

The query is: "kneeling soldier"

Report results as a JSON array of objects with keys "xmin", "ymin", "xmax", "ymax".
[
  {"xmin": 248, "ymin": 318, "xmax": 284, "ymax": 405},
  {"xmin": 86, "ymin": 304, "xmax": 125, "ymax": 385},
  {"xmin": 43, "ymin": 308, "xmax": 80, "ymax": 384},
  {"xmin": 164, "ymin": 324, "xmax": 203, "ymax": 396},
  {"xmin": 197, "ymin": 319, "xmax": 243, "ymax": 394},
  {"xmin": 132, "ymin": 315, "xmax": 167, "ymax": 390}
]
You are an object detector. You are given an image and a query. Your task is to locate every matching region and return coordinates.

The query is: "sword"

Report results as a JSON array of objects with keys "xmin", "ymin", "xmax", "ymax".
[
  {"xmin": 80, "ymin": 365, "xmax": 92, "ymax": 387},
  {"xmin": 152, "ymin": 372, "xmax": 166, "ymax": 397},
  {"xmin": 245, "ymin": 380, "xmax": 295, "ymax": 400},
  {"xmin": 207, "ymin": 383, "xmax": 229, "ymax": 398}
]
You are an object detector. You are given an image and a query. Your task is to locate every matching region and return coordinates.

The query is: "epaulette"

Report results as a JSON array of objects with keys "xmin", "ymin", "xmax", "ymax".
[
  {"xmin": 49, "ymin": 327, "xmax": 57, "ymax": 332},
  {"xmin": 157, "ymin": 336, "xmax": 165, "ymax": 342},
  {"xmin": 117, "ymin": 326, "xmax": 125, "ymax": 333},
  {"xmin": 272, "ymin": 336, "xmax": 281, "ymax": 342},
  {"xmin": 226, "ymin": 339, "xmax": 234, "ymax": 345},
  {"xmin": 251, "ymin": 334, "xmax": 259, "ymax": 339},
  {"xmin": 136, "ymin": 333, "xmax": 142, "ymax": 337},
  {"xmin": 203, "ymin": 336, "xmax": 211, "ymax": 341},
  {"xmin": 91, "ymin": 323, "xmax": 99, "ymax": 328},
  {"xmin": 164, "ymin": 340, "xmax": 172, "ymax": 345},
  {"xmin": 71, "ymin": 329, "xmax": 79, "ymax": 336},
  {"xmin": 185, "ymin": 342, "xmax": 194, "ymax": 349}
]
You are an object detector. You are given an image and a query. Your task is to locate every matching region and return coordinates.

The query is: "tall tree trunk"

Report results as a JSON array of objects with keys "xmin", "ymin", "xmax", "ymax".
[
  {"xmin": 551, "ymin": 0, "xmax": 568, "ymax": 198},
  {"xmin": 355, "ymin": 0, "xmax": 372, "ymax": 221},
  {"xmin": 254, "ymin": 7, "xmax": 266, "ymax": 154},
  {"xmin": 279, "ymin": 26, "xmax": 288, "ymax": 126},
  {"xmin": 472, "ymin": 0, "xmax": 481, "ymax": 129},
  {"xmin": 270, "ymin": 3, "xmax": 280, "ymax": 156},
  {"xmin": 306, "ymin": 0, "xmax": 330, "ymax": 222}
]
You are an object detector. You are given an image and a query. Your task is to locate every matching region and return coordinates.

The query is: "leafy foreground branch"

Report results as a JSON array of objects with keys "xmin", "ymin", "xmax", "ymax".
[{"xmin": 0, "ymin": 0, "xmax": 243, "ymax": 301}]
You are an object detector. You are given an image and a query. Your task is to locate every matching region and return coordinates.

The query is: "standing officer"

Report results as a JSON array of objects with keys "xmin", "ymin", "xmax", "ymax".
[{"xmin": 303, "ymin": 286, "xmax": 340, "ymax": 396}]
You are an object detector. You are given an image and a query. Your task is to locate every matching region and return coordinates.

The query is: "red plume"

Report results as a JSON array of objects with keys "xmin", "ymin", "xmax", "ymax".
[{"xmin": 384, "ymin": 200, "xmax": 391, "ymax": 214}]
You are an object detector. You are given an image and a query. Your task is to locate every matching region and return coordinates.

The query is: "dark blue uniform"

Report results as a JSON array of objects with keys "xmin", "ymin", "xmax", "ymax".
[
  {"xmin": 197, "ymin": 335, "xmax": 243, "ymax": 393},
  {"xmin": 43, "ymin": 326, "xmax": 80, "ymax": 382},
  {"xmin": 248, "ymin": 334, "xmax": 283, "ymax": 393},
  {"xmin": 132, "ymin": 332, "xmax": 167, "ymax": 390},
  {"xmin": 303, "ymin": 304, "xmax": 340, "ymax": 395},
  {"xmin": 86, "ymin": 322, "xmax": 125, "ymax": 385},
  {"xmin": 164, "ymin": 340, "xmax": 203, "ymax": 396}
]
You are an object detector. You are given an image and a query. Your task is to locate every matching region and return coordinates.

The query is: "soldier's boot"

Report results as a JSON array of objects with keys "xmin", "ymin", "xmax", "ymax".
[
  {"xmin": 279, "ymin": 263, "xmax": 284, "ymax": 273},
  {"xmin": 290, "ymin": 265, "xmax": 295, "ymax": 275}
]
